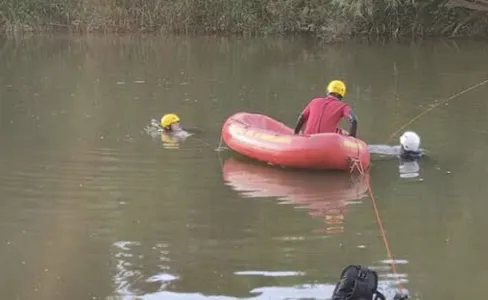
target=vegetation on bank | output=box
[1,0,488,41]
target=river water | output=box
[1,35,488,300]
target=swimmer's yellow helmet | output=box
[161,113,180,128]
[326,80,347,98]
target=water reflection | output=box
[222,158,369,234]
[110,237,338,300]
[111,241,179,299]
[141,283,334,300]
[371,155,426,181]
[108,156,407,300]
[398,160,421,179]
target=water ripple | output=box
[140,283,334,300]
[234,270,306,277]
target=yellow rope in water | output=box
[367,77,488,298]
[385,78,488,143]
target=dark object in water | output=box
[393,292,409,300]
[331,265,386,300]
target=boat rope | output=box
[349,147,407,299]
[367,176,407,298]
[193,137,214,148]
[385,78,488,143]
[350,77,488,299]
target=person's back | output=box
[294,80,358,137]
[301,97,352,135]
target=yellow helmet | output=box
[161,113,180,128]
[326,80,347,98]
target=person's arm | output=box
[343,106,358,137]
[294,114,306,134]
[294,104,310,134]
[349,116,358,137]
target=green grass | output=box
[1,0,487,41]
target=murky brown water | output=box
[1,35,488,300]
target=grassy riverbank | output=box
[1,0,488,41]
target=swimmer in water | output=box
[368,131,424,179]
[146,113,191,148]
[368,131,423,160]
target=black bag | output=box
[331,265,386,300]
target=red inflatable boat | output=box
[221,112,370,171]
[222,158,370,234]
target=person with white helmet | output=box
[399,131,422,159]
[368,131,424,179]
[368,131,424,160]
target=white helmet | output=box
[400,131,420,152]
